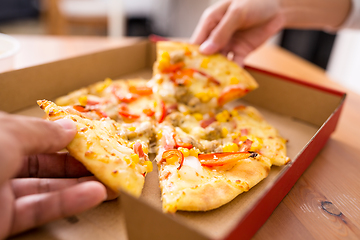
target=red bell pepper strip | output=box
[173,135,193,149]
[199,152,255,167]
[118,110,140,120]
[157,100,166,123]
[129,86,153,96]
[73,105,88,112]
[161,149,184,170]
[192,69,221,85]
[143,108,155,117]
[161,62,185,74]
[95,110,108,119]
[218,85,249,106]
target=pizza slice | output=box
[38,100,153,197]
[149,41,258,113]
[154,103,289,212]
[155,122,271,213]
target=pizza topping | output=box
[134,141,146,159]
[200,117,216,128]
[183,156,202,171]
[169,69,194,86]
[161,149,184,170]
[94,78,112,92]
[205,122,222,140]
[129,85,153,96]
[143,108,155,117]
[241,128,249,136]
[239,139,253,152]
[218,85,249,106]
[161,62,185,74]
[144,160,153,173]
[192,69,221,85]
[199,152,252,167]
[215,110,231,122]
[157,100,167,123]
[223,142,239,152]
[73,105,87,112]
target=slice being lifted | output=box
[38,100,153,197]
[150,41,258,113]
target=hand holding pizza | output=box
[191,0,351,65]
[0,113,116,238]
[191,0,284,65]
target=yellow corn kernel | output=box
[131,154,140,164]
[189,148,200,157]
[230,76,240,85]
[95,78,112,92]
[223,142,239,152]
[153,101,158,108]
[166,156,178,165]
[195,92,211,103]
[144,161,153,173]
[216,110,231,122]
[250,136,263,151]
[156,129,163,140]
[128,126,136,131]
[231,132,240,139]
[158,59,169,71]
[221,127,228,138]
[200,57,210,69]
[184,46,192,56]
[179,147,190,157]
[192,113,203,121]
[161,51,170,61]
[78,95,87,106]
[124,156,131,164]
[239,136,248,142]
[230,110,238,117]
[129,142,135,148]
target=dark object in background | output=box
[0,0,39,22]
[280,29,337,70]
[126,17,154,37]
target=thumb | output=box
[2,114,77,155]
[21,118,77,155]
[0,113,76,183]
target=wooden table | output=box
[10,35,360,239]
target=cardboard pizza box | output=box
[0,39,345,240]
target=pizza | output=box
[149,41,258,113]
[38,100,153,197]
[154,104,288,212]
[38,41,289,213]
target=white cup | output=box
[0,34,21,73]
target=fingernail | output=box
[55,119,76,131]
[200,40,218,54]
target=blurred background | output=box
[0,0,359,94]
